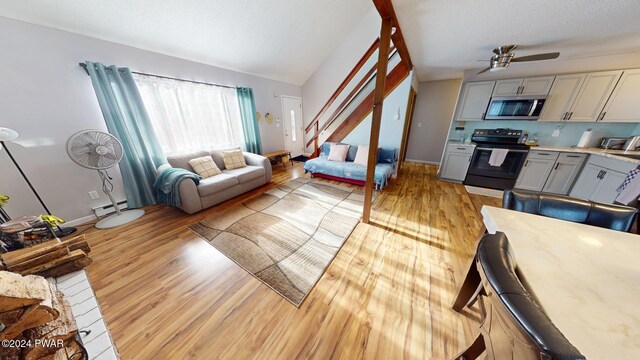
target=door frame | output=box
[280,95,305,156]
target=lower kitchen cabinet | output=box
[439,143,475,182]
[514,151,559,191]
[541,153,588,195]
[569,155,637,204]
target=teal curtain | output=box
[236,87,262,154]
[85,61,165,208]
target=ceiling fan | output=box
[477,45,560,74]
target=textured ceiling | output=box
[394,0,640,81]
[0,0,372,85]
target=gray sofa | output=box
[157,148,272,214]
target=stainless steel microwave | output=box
[484,96,547,120]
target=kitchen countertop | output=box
[530,145,640,164]
[481,206,640,360]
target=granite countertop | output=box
[533,145,640,164]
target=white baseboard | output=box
[65,214,98,227]
[405,159,440,165]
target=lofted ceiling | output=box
[0,0,372,85]
[393,0,640,81]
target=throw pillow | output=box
[353,145,369,166]
[222,149,247,170]
[188,156,222,178]
[327,144,350,162]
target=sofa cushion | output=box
[353,145,369,166]
[328,144,350,162]
[222,165,265,183]
[222,149,247,170]
[197,173,239,197]
[167,150,209,171]
[210,147,242,170]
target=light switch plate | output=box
[88,191,100,200]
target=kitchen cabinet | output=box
[439,143,475,181]
[601,69,640,122]
[538,74,587,121]
[566,70,622,122]
[454,81,495,121]
[541,153,587,195]
[492,76,554,96]
[514,151,559,191]
[569,155,636,204]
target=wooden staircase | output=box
[305,39,410,157]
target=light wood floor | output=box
[78,162,499,359]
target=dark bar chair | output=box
[503,189,638,232]
[454,232,585,360]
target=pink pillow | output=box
[353,145,369,166]
[327,144,350,162]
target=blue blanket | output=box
[154,168,202,206]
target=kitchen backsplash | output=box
[449,120,640,147]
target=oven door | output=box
[466,147,529,180]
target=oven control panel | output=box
[473,128,522,137]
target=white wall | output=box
[342,76,412,149]
[301,7,380,154]
[0,16,301,223]
[405,79,462,163]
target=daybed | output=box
[303,142,397,190]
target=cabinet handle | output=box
[598,112,606,121]
[524,160,529,167]
[562,112,568,120]
[568,112,573,120]
[457,147,467,150]
[468,156,472,162]
[537,152,551,156]
[481,112,486,119]
[554,162,560,170]
[566,155,582,158]
[601,170,607,179]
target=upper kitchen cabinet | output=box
[492,76,554,96]
[454,81,495,121]
[565,70,622,122]
[600,69,640,122]
[538,74,587,121]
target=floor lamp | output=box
[0,127,76,237]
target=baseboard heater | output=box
[93,200,128,217]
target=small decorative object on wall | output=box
[256,111,262,123]
[265,112,274,125]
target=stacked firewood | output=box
[0,271,86,359]
[1,235,92,278]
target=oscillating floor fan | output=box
[66,130,145,229]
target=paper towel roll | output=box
[577,129,592,148]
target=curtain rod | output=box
[78,62,236,89]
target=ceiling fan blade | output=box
[477,67,491,75]
[512,52,560,62]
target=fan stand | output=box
[95,170,144,229]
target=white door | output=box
[492,78,524,96]
[566,70,622,122]
[455,81,495,121]
[538,74,586,121]
[281,96,304,157]
[601,69,640,122]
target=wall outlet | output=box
[88,191,100,200]
[417,122,422,128]
[552,128,561,137]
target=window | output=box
[290,110,297,141]
[134,74,244,154]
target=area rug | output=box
[188,178,364,306]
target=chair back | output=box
[477,232,585,360]
[503,189,637,232]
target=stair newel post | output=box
[362,17,393,224]
[314,122,319,157]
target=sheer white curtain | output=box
[134,74,244,154]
